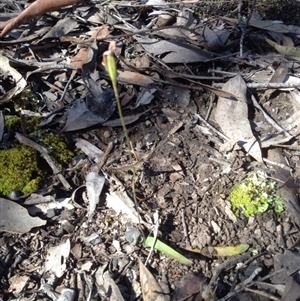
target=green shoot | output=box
[103,42,140,224]
[144,236,192,265]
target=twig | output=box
[239,0,257,57]
[181,209,190,247]
[209,253,251,288]
[194,113,229,141]
[263,158,293,173]
[96,141,113,174]
[217,268,285,301]
[145,210,159,266]
[213,82,300,89]
[251,94,293,139]
[243,288,280,301]
[15,133,71,191]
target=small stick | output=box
[0,0,86,38]
[181,209,190,247]
[15,133,71,191]
[251,94,293,139]
[194,113,229,141]
[213,82,300,89]
[96,141,113,174]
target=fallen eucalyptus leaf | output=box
[222,16,299,34]
[44,239,70,278]
[0,197,46,234]
[106,191,142,224]
[86,172,105,221]
[214,74,263,162]
[266,38,300,62]
[95,266,125,301]
[118,70,154,86]
[135,36,213,63]
[75,138,104,163]
[0,52,26,103]
[42,17,78,39]
[213,244,249,257]
[139,258,168,301]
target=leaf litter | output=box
[0,1,300,300]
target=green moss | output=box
[13,89,39,111]
[26,116,42,132]
[5,116,41,132]
[229,171,284,218]
[22,177,42,195]
[5,116,21,131]
[0,146,42,197]
[41,133,74,166]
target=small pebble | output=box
[103,130,111,139]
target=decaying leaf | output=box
[214,74,263,162]
[212,244,249,257]
[266,38,300,62]
[268,31,294,47]
[203,26,231,51]
[135,36,213,63]
[86,172,105,221]
[106,191,142,225]
[42,17,78,40]
[8,275,30,296]
[117,70,154,86]
[0,197,46,234]
[44,239,71,278]
[0,52,26,103]
[75,138,104,162]
[139,258,168,301]
[222,16,300,34]
[135,88,157,107]
[57,289,76,301]
[174,273,205,301]
[95,265,125,301]
[60,75,115,132]
[267,149,300,226]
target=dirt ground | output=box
[0,1,300,301]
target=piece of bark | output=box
[0,0,87,38]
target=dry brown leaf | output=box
[117,70,154,86]
[214,74,263,162]
[139,258,168,301]
[174,273,205,301]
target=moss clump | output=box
[5,116,21,131]
[229,171,284,218]
[5,116,41,132]
[13,89,40,111]
[0,146,42,197]
[41,133,74,166]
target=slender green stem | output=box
[106,52,140,225]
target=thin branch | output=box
[15,133,71,191]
